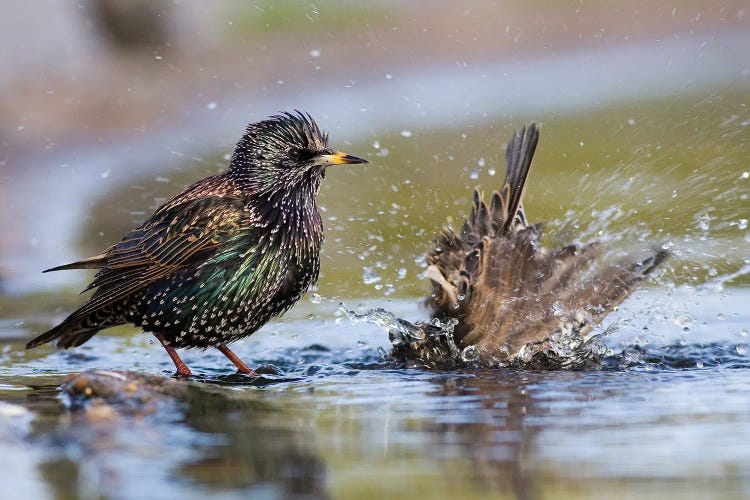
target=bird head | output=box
[229,111,367,197]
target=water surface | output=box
[1,288,750,498]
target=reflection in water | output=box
[0,285,749,499]
[22,375,327,499]
[177,386,326,497]
[428,372,540,499]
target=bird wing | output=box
[65,195,252,322]
[424,123,668,362]
[425,122,604,348]
[426,124,540,326]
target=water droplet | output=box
[673,313,692,329]
[362,267,382,285]
[206,101,217,110]
[309,49,321,57]
[100,169,111,179]
[308,293,321,304]
[397,268,407,279]
[460,345,479,362]
[627,118,635,125]
[738,218,748,230]
[697,215,710,231]
[376,148,389,157]
[477,157,485,167]
[739,329,749,338]
[552,301,564,317]
[740,171,749,180]
[671,189,678,199]
[385,73,393,79]
[488,167,496,176]
[372,140,380,149]
[400,130,412,138]
[470,169,479,180]
[736,344,747,355]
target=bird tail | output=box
[26,308,124,349]
[43,253,108,273]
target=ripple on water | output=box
[0,290,749,497]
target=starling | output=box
[26,112,368,376]
[418,123,668,367]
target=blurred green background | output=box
[1,0,748,303]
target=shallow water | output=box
[1,288,749,498]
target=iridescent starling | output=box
[27,112,367,376]
[412,123,668,367]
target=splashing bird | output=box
[393,123,668,368]
[26,112,368,376]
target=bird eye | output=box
[288,148,302,161]
[288,148,313,162]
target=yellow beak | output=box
[316,151,369,166]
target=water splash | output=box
[340,306,609,370]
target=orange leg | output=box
[154,333,193,377]
[217,344,257,376]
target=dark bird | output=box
[26,112,368,376]
[392,123,667,368]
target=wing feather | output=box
[63,196,250,324]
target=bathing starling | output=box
[26,111,368,376]
[418,123,668,367]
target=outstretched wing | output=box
[425,123,668,360]
[426,123,540,325]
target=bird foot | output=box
[153,333,193,377]
[217,344,257,376]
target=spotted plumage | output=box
[26,112,368,376]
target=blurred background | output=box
[1,0,748,306]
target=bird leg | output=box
[217,344,257,376]
[153,332,193,377]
